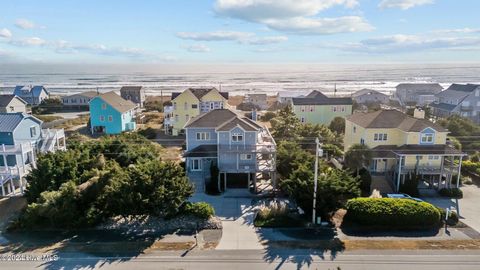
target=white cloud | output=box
[11,37,46,46]
[330,34,480,53]
[0,28,12,38]
[433,28,480,34]
[183,44,211,53]
[15,19,38,29]
[246,36,288,45]
[213,0,371,35]
[176,31,254,41]
[263,16,373,35]
[379,0,434,10]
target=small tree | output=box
[270,105,301,141]
[329,117,345,134]
[344,144,372,175]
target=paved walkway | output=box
[190,192,264,250]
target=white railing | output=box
[0,164,32,179]
[40,128,66,153]
[0,142,33,155]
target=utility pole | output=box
[312,137,320,224]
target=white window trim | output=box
[240,154,253,160]
[101,103,107,110]
[421,133,434,143]
[196,132,210,141]
[108,115,113,122]
[100,115,105,122]
[232,133,244,142]
[191,159,202,171]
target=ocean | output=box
[0,63,479,97]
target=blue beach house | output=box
[89,91,137,135]
[13,85,50,105]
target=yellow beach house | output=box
[164,87,229,135]
[344,109,465,191]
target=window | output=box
[174,115,179,122]
[300,106,305,112]
[210,103,214,110]
[196,132,210,141]
[309,106,314,112]
[30,126,36,137]
[332,106,337,112]
[353,126,356,133]
[360,138,365,145]
[421,133,434,143]
[476,90,480,97]
[173,102,177,110]
[101,103,107,110]
[108,115,113,122]
[341,106,346,112]
[301,116,306,123]
[184,102,188,110]
[100,115,105,122]
[240,154,252,160]
[428,155,440,160]
[9,106,14,112]
[374,133,388,141]
[191,159,202,171]
[192,104,198,109]
[477,101,480,107]
[232,133,243,142]
[220,102,224,109]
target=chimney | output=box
[413,107,425,119]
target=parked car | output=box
[387,193,424,203]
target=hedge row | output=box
[345,198,441,228]
[439,188,463,199]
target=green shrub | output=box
[261,112,276,122]
[345,198,441,228]
[183,202,215,219]
[357,168,372,197]
[138,127,157,139]
[399,173,420,197]
[437,207,459,226]
[438,188,463,198]
[254,200,304,227]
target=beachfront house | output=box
[351,89,390,105]
[245,94,268,110]
[344,109,465,192]
[120,86,145,108]
[164,87,228,136]
[291,90,353,125]
[0,95,27,113]
[184,109,276,193]
[0,113,66,196]
[61,91,99,109]
[276,91,309,104]
[89,91,137,135]
[13,85,50,105]
[395,83,443,107]
[430,84,480,123]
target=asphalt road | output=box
[1,250,480,270]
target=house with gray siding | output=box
[120,86,145,108]
[245,94,268,110]
[13,85,50,105]
[0,95,27,113]
[62,91,98,108]
[430,84,480,123]
[0,113,66,196]
[395,83,443,107]
[351,89,390,104]
[184,109,276,193]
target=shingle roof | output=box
[184,145,218,157]
[435,90,470,100]
[396,83,443,92]
[0,113,42,132]
[65,91,99,99]
[292,90,353,105]
[185,109,261,131]
[120,86,143,93]
[0,95,27,107]
[351,89,388,98]
[446,84,480,92]
[346,110,447,132]
[429,102,457,112]
[172,88,229,101]
[95,91,136,113]
[13,85,49,97]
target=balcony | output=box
[218,143,275,153]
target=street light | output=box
[312,137,323,224]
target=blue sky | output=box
[0,0,479,64]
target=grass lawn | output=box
[34,114,63,122]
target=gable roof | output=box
[185,109,261,131]
[346,110,447,132]
[14,85,49,97]
[0,95,27,107]
[0,113,42,132]
[429,102,457,112]
[396,83,443,92]
[64,91,99,99]
[446,83,480,92]
[292,90,353,105]
[94,91,136,113]
[171,88,229,101]
[352,89,388,98]
[120,86,143,93]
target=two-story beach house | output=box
[245,94,268,110]
[395,83,443,107]
[430,84,480,123]
[62,91,98,109]
[164,87,229,136]
[184,109,276,193]
[0,113,66,196]
[13,85,49,105]
[89,91,137,135]
[291,90,353,125]
[344,109,465,191]
[0,95,27,113]
[120,86,146,108]
[351,89,390,105]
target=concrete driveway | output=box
[424,185,480,233]
[190,192,264,250]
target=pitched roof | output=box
[396,83,443,92]
[352,89,388,98]
[429,102,457,112]
[172,88,229,101]
[0,113,42,132]
[185,109,261,131]
[13,85,49,97]
[0,95,27,107]
[64,91,99,98]
[292,90,353,105]
[120,86,143,93]
[95,91,136,113]
[446,83,480,92]
[346,110,447,132]
[184,145,218,157]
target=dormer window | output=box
[101,103,107,110]
[421,133,434,143]
[232,133,243,142]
